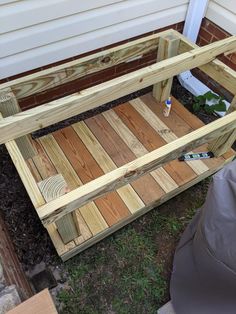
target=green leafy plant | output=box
[193,91,226,114]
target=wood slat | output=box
[54,126,130,226]
[114,102,197,185]
[103,109,178,192]
[1,35,236,144]
[73,121,144,213]
[40,133,107,236]
[133,96,209,175]
[36,109,236,225]
[85,114,165,204]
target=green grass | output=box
[57,180,209,314]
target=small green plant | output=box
[193,91,226,114]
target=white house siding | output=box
[0,0,189,79]
[206,0,236,35]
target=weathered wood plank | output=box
[103,109,177,192]
[73,121,144,213]
[85,114,165,204]
[37,110,236,225]
[153,34,180,101]
[54,126,130,226]
[1,35,236,144]
[0,88,36,159]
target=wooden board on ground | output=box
[7,289,58,314]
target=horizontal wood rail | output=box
[0,35,236,145]
[36,110,236,226]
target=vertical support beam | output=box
[38,174,80,244]
[0,88,36,160]
[209,96,236,156]
[153,34,180,102]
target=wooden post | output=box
[208,96,236,156]
[153,34,180,102]
[0,88,36,160]
[38,174,80,244]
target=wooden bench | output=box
[0,30,236,261]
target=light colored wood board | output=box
[169,95,235,167]
[26,159,42,182]
[36,109,236,225]
[1,30,172,99]
[61,158,232,261]
[103,109,178,192]
[153,34,180,101]
[177,30,236,95]
[85,114,165,204]
[114,102,197,185]
[32,139,58,180]
[39,134,92,239]
[73,121,144,213]
[0,88,36,159]
[38,174,78,244]
[208,96,236,156]
[1,35,236,144]
[3,138,45,208]
[40,132,106,235]
[53,126,130,226]
[46,224,76,257]
[37,174,69,203]
[74,211,92,244]
[134,95,209,175]
[7,289,58,314]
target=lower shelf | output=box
[26,93,235,261]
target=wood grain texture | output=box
[153,34,180,101]
[114,102,198,185]
[40,133,107,236]
[134,95,209,175]
[0,88,36,159]
[54,126,130,226]
[103,109,178,192]
[37,109,236,225]
[85,114,165,204]
[61,155,234,261]
[7,289,58,314]
[73,121,144,213]
[1,35,236,144]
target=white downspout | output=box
[178,0,229,115]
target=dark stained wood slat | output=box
[114,103,197,186]
[85,114,165,204]
[53,126,130,226]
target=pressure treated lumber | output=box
[61,155,234,261]
[38,174,79,244]
[153,34,180,101]
[36,110,236,225]
[0,30,171,100]
[0,114,45,209]
[0,88,36,159]
[1,35,236,144]
[177,31,236,95]
[209,96,236,156]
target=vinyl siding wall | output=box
[0,0,189,79]
[206,0,236,35]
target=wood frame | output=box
[1,29,236,259]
